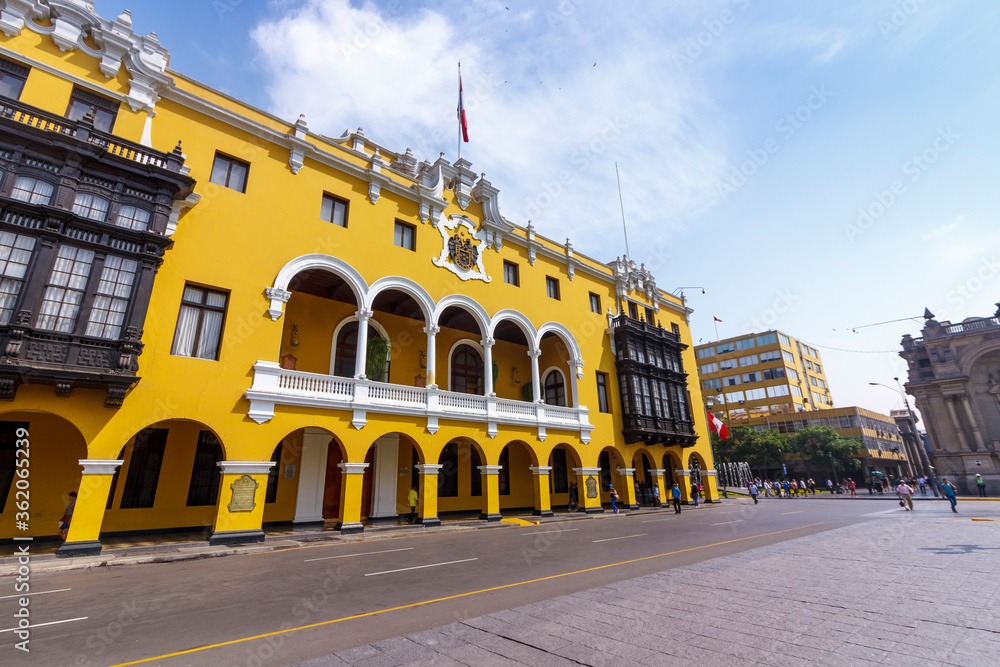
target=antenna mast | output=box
[615,162,631,258]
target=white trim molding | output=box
[79,459,124,475]
[528,466,553,476]
[477,465,503,476]
[217,460,276,475]
[415,463,444,476]
[337,462,370,475]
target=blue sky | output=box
[111,0,1000,416]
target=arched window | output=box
[544,370,566,406]
[334,322,389,380]
[450,344,482,395]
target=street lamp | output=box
[869,378,939,497]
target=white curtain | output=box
[171,305,199,356]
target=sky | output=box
[107,0,1000,417]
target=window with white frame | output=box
[725,390,744,403]
[767,385,790,398]
[0,231,35,324]
[115,205,150,231]
[791,385,803,397]
[722,374,741,386]
[759,349,781,363]
[738,354,759,367]
[85,255,138,338]
[171,285,228,360]
[700,362,718,375]
[10,176,54,204]
[745,387,767,401]
[72,192,110,221]
[741,371,760,383]
[36,245,95,332]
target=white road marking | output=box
[592,534,646,543]
[0,617,87,634]
[522,528,578,535]
[711,520,743,525]
[641,518,676,523]
[365,558,478,577]
[0,588,71,601]
[863,509,903,516]
[781,511,804,515]
[304,547,413,563]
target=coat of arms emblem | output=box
[448,229,479,271]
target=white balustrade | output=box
[245,360,594,443]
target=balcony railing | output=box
[245,361,594,442]
[0,97,185,173]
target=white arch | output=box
[433,294,490,338]
[535,322,583,363]
[541,366,569,407]
[366,276,436,324]
[269,254,368,320]
[329,316,391,376]
[488,309,538,352]
[446,338,485,394]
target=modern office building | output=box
[900,307,1000,495]
[0,1,716,556]
[695,330,833,422]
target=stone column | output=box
[292,428,330,523]
[529,465,554,517]
[529,348,542,402]
[334,462,370,534]
[424,324,440,387]
[616,467,639,510]
[478,464,502,521]
[702,469,719,502]
[354,308,373,379]
[573,467,603,513]
[209,460,276,545]
[415,463,442,526]
[481,336,495,396]
[960,395,986,450]
[56,459,123,558]
[568,359,584,408]
[944,396,970,451]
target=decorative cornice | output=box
[528,466,553,475]
[79,458,123,475]
[218,460,276,475]
[477,465,503,475]
[337,462,370,475]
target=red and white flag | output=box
[707,410,729,440]
[457,70,469,143]
[713,316,722,322]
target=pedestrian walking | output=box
[609,484,620,514]
[941,478,958,513]
[406,485,419,524]
[749,481,758,505]
[896,480,914,511]
[568,481,579,512]
[652,484,661,507]
[57,491,77,540]
[807,478,816,495]
[690,480,699,507]
[918,476,927,495]
[790,479,798,497]
[671,483,682,513]
[976,473,987,498]
[827,478,834,494]
[848,479,857,498]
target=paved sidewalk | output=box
[301,516,1000,666]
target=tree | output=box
[788,426,862,479]
[711,426,788,478]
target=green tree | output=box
[710,426,788,478]
[788,425,862,479]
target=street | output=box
[3,497,995,666]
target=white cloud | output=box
[249,1,859,266]
[921,214,964,241]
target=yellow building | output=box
[695,330,833,422]
[0,2,715,556]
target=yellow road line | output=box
[109,521,827,667]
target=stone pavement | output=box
[300,515,1000,666]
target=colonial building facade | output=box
[901,307,1000,495]
[0,1,716,556]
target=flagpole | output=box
[615,162,631,259]
[457,62,462,162]
[713,317,719,342]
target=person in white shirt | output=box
[827,479,834,494]
[897,481,914,511]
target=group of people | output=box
[866,475,929,496]
[754,478,819,498]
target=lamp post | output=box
[869,379,938,497]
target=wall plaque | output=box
[585,475,598,499]
[228,474,259,512]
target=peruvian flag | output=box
[707,410,729,440]
[713,316,722,322]
[457,70,469,143]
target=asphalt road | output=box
[2,496,984,667]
